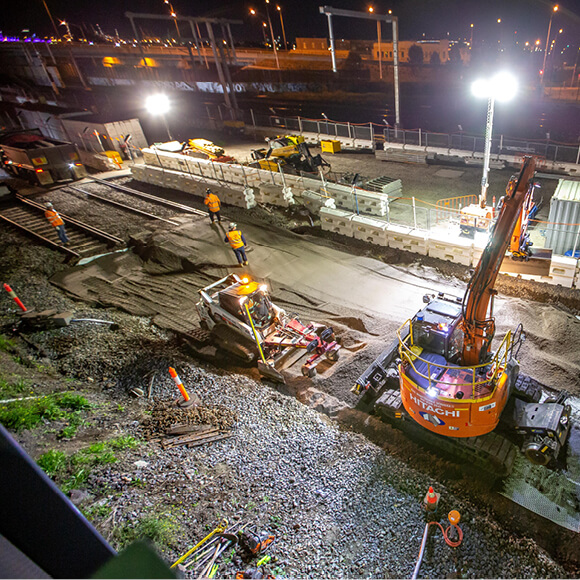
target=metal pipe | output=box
[392,17,400,128]
[411,523,430,580]
[326,13,337,73]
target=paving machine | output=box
[196,274,340,382]
[250,135,330,174]
[353,157,571,476]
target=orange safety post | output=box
[168,367,190,402]
[3,283,27,312]
[424,486,440,512]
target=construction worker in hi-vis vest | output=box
[44,202,69,245]
[204,189,222,223]
[224,222,248,266]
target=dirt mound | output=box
[329,316,374,334]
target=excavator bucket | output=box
[500,248,553,277]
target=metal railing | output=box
[397,319,513,400]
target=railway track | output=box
[0,195,123,260]
[87,177,206,216]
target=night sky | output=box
[2,0,580,49]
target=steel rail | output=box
[17,195,124,245]
[0,213,80,259]
[66,185,179,225]
[89,177,206,216]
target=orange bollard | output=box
[424,486,440,512]
[3,283,27,312]
[168,367,190,402]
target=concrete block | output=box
[386,224,428,254]
[320,207,355,236]
[352,215,388,246]
[547,255,578,288]
[302,190,336,215]
[130,165,147,182]
[428,232,473,266]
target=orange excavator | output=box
[354,157,571,475]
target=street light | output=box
[541,5,558,85]
[145,94,173,141]
[59,20,73,42]
[250,6,280,69]
[163,0,181,39]
[471,72,518,204]
[264,0,280,69]
[368,6,383,80]
[276,5,288,50]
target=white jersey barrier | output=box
[319,208,578,288]
[134,150,578,288]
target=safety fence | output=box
[204,104,580,166]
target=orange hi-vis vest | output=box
[227,230,244,249]
[45,209,64,227]
[205,193,220,212]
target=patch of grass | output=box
[108,435,140,450]
[82,503,112,522]
[0,376,30,399]
[112,514,179,550]
[0,334,16,353]
[37,449,67,477]
[36,435,139,495]
[0,393,90,432]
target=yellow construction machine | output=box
[250,135,330,174]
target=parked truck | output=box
[0,129,87,186]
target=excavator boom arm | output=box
[461,156,537,365]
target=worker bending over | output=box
[225,222,248,266]
[204,188,222,224]
[44,202,69,245]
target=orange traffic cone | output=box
[424,486,440,511]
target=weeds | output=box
[36,449,67,477]
[112,514,179,550]
[0,376,30,399]
[0,334,16,353]
[36,435,138,494]
[0,393,90,432]
[108,435,140,450]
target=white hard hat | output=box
[45,202,53,208]
[229,222,237,231]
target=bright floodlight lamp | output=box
[471,72,518,204]
[145,94,170,116]
[145,94,172,141]
[470,72,518,101]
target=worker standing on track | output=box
[44,202,69,245]
[224,222,248,266]
[204,188,222,224]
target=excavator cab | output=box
[217,279,275,330]
[411,295,464,364]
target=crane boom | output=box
[461,156,536,365]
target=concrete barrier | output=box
[258,183,294,207]
[428,231,473,266]
[320,207,355,236]
[352,215,388,246]
[302,190,336,215]
[387,224,428,254]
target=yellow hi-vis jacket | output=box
[204,193,221,212]
[45,209,64,227]
[226,230,244,249]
